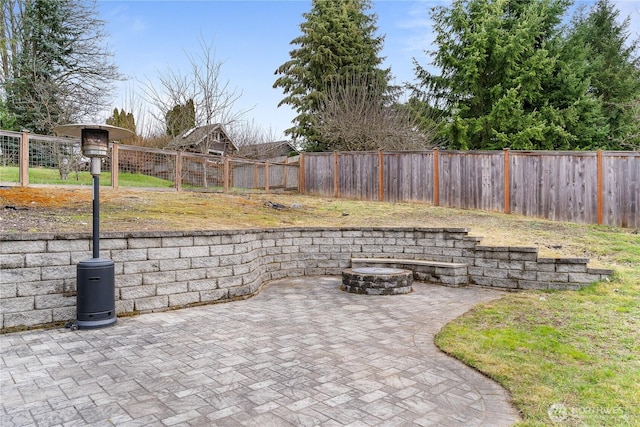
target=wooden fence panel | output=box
[438,151,504,211]
[303,153,335,196]
[603,152,639,228]
[383,152,434,202]
[510,152,598,224]
[266,163,299,190]
[338,152,379,200]
[510,152,543,219]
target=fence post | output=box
[283,157,289,189]
[299,153,305,194]
[433,148,439,206]
[298,152,304,194]
[378,149,384,201]
[334,151,339,198]
[253,163,258,190]
[111,143,119,189]
[265,162,270,194]
[597,150,603,225]
[224,157,229,193]
[20,131,29,186]
[175,151,182,192]
[504,148,510,214]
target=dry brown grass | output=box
[0,186,632,267]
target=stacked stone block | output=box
[468,246,612,290]
[351,258,468,287]
[1,227,614,330]
[341,267,414,295]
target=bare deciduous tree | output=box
[228,119,280,148]
[141,36,247,150]
[315,74,437,152]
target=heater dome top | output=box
[53,124,135,141]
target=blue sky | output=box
[96,0,640,139]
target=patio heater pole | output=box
[54,124,134,330]
[91,158,100,259]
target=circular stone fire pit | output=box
[341,267,413,295]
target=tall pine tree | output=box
[413,0,608,150]
[273,0,390,151]
[165,99,196,137]
[568,0,640,149]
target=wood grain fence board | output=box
[509,152,598,224]
[337,153,357,199]
[410,152,434,202]
[398,152,434,202]
[437,151,503,211]
[326,152,378,199]
[603,153,640,228]
[383,154,398,202]
[361,153,380,199]
[438,152,456,207]
[304,153,334,197]
[384,153,400,202]
[570,154,597,224]
[509,153,534,217]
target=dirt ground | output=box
[0,185,626,266]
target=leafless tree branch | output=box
[141,35,248,144]
[315,74,437,152]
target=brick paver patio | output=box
[1,277,520,426]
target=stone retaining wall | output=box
[0,228,613,330]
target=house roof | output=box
[167,124,238,153]
[236,140,298,160]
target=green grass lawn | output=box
[436,227,640,426]
[0,166,175,188]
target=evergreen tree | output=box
[0,98,17,131]
[273,0,390,151]
[5,0,72,134]
[568,0,640,149]
[106,108,136,133]
[2,0,121,134]
[413,0,608,150]
[165,99,195,137]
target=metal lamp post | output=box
[54,124,134,329]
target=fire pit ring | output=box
[341,267,413,295]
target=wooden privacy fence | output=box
[0,130,299,193]
[300,149,639,229]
